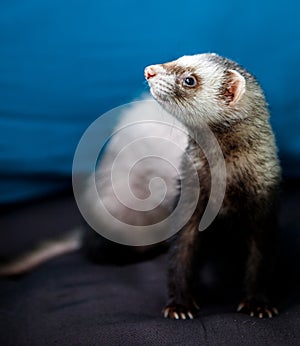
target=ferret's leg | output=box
[163,215,201,319]
[238,212,279,318]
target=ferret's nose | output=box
[144,65,157,79]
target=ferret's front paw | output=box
[237,297,279,318]
[163,301,199,320]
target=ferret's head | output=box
[145,53,265,129]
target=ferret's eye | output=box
[183,76,197,87]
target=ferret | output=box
[145,53,281,319]
[0,53,281,321]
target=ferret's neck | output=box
[185,116,269,158]
[184,117,244,139]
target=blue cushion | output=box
[0,1,299,202]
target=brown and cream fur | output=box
[145,53,281,319]
[0,53,281,321]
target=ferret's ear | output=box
[226,69,246,106]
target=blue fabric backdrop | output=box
[0,0,299,202]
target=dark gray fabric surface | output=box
[0,185,299,346]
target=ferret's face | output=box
[145,54,247,128]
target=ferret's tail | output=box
[0,228,83,277]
